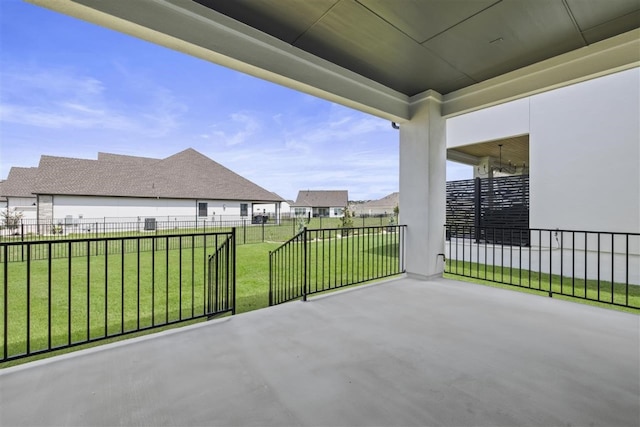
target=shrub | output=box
[1,208,23,230]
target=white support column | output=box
[399,91,447,279]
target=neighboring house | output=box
[254,193,291,218]
[1,148,283,224]
[355,192,398,217]
[0,181,6,211]
[0,167,39,220]
[292,190,348,218]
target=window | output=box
[313,207,329,217]
[334,208,342,216]
[240,203,248,217]
[294,207,306,216]
[198,202,208,217]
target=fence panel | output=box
[0,230,234,363]
[269,225,406,306]
[444,225,640,309]
[447,176,529,244]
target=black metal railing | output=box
[1,216,398,254]
[0,230,236,363]
[207,229,236,317]
[269,225,406,305]
[445,225,640,309]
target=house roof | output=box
[32,148,283,202]
[1,167,39,198]
[293,190,348,208]
[359,192,399,210]
[0,181,6,202]
[97,152,159,166]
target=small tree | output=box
[388,204,399,230]
[339,206,353,236]
[1,208,23,230]
[296,215,308,234]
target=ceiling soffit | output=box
[448,135,529,167]
[194,0,640,97]
[27,0,639,120]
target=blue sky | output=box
[0,0,471,201]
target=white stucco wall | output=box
[529,68,640,233]
[329,207,345,218]
[7,196,37,220]
[447,98,530,149]
[50,196,255,222]
[446,67,640,235]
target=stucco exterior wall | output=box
[447,67,640,235]
[8,196,38,220]
[529,68,639,233]
[50,196,255,222]
[447,98,530,149]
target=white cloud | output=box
[0,63,187,137]
[205,111,262,146]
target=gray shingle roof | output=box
[293,190,348,207]
[97,152,159,166]
[360,192,398,209]
[32,148,282,202]
[1,167,39,198]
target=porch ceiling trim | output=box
[442,29,640,118]
[28,1,639,122]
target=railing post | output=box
[268,250,273,306]
[303,227,307,302]
[474,177,481,243]
[231,227,236,315]
[21,222,25,262]
[243,219,247,244]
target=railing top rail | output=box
[306,224,407,233]
[0,229,235,247]
[269,229,305,255]
[444,224,639,236]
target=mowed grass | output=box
[445,260,640,312]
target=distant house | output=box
[1,148,284,223]
[292,190,348,218]
[253,193,291,217]
[355,192,398,217]
[0,167,39,220]
[0,181,7,211]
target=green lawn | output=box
[445,260,640,312]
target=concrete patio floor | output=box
[1,276,638,426]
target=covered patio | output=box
[4,2,638,425]
[27,0,640,279]
[1,277,638,426]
